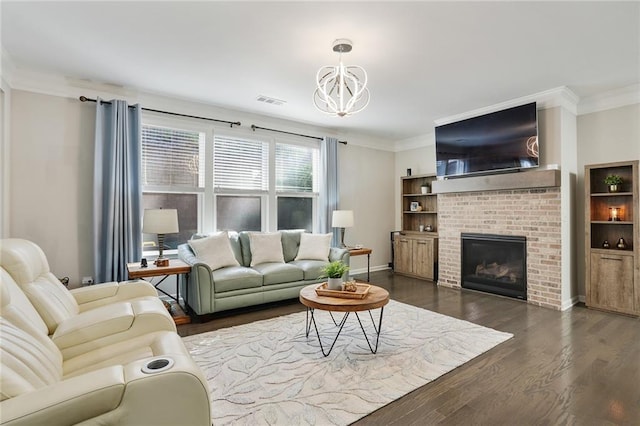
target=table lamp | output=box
[332,210,354,248]
[142,209,179,267]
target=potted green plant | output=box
[604,174,623,193]
[321,261,350,290]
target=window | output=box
[277,196,312,231]
[140,116,320,251]
[275,143,318,192]
[141,124,205,255]
[216,195,262,231]
[214,136,268,191]
[142,125,204,189]
[275,143,319,231]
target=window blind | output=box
[275,143,319,192]
[214,136,269,191]
[141,125,204,188]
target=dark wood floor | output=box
[178,271,640,425]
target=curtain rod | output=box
[250,124,347,145]
[79,96,241,128]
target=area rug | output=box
[183,300,512,425]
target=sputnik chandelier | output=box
[313,39,370,117]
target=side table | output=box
[127,260,191,325]
[348,247,372,282]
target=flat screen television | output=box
[435,102,538,178]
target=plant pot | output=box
[421,186,430,194]
[608,184,620,193]
[327,277,343,290]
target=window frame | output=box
[140,112,320,248]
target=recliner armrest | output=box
[1,356,211,426]
[52,298,176,358]
[0,366,126,426]
[51,303,135,350]
[71,280,158,312]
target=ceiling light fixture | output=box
[313,39,370,117]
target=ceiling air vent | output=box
[256,95,286,106]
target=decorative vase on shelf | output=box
[617,238,627,250]
[421,185,430,194]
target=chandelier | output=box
[313,39,370,117]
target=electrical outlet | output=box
[81,276,94,285]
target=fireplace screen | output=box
[461,233,527,300]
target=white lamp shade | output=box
[332,210,354,228]
[142,209,179,234]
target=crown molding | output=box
[577,84,640,115]
[434,86,579,127]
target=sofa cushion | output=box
[295,233,332,261]
[188,232,239,271]
[212,266,263,293]
[288,260,328,281]
[280,230,304,262]
[248,232,285,266]
[252,263,304,285]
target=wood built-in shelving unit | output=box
[394,174,438,281]
[401,174,438,234]
[585,160,639,316]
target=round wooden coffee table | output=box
[299,283,390,356]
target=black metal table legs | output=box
[305,307,385,357]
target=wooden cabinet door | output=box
[394,237,413,275]
[589,252,635,314]
[413,238,434,280]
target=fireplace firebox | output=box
[461,233,527,300]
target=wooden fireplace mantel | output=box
[432,169,561,194]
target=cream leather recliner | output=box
[0,239,176,358]
[0,268,211,425]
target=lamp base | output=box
[155,258,169,267]
[339,227,347,248]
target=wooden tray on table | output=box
[315,282,371,299]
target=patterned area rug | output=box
[183,300,512,425]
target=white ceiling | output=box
[1,1,638,142]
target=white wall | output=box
[576,103,640,297]
[7,89,396,287]
[10,91,96,284]
[339,143,395,273]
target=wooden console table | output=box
[348,247,372,282]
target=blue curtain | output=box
[319,137,340,247]
[93,98,142,283]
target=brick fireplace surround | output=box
[437,187,562,310]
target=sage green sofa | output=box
[177,230,350,316]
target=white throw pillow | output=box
[295,233,332,261]
[188,231,239,271]
[249,232,285,266]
